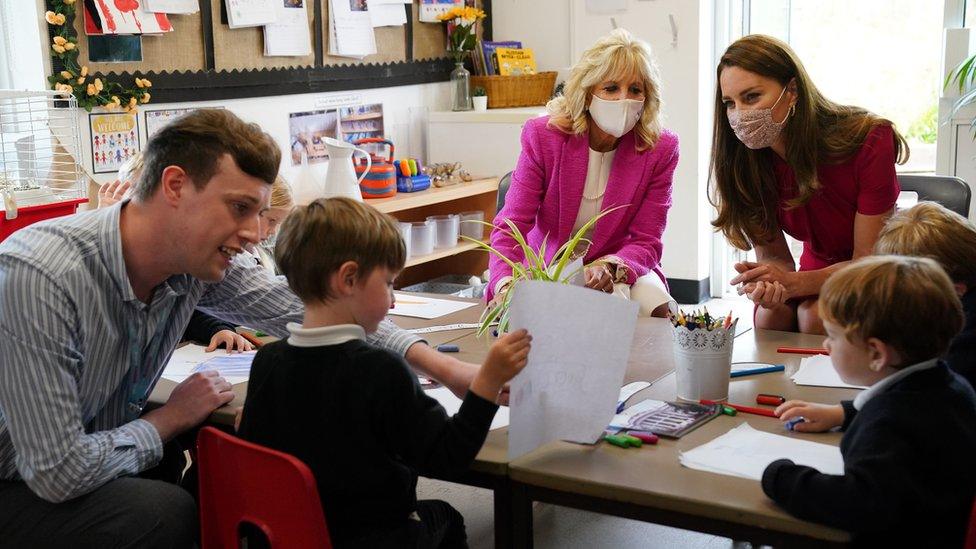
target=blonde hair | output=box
[875,201,976,287]
[547,28,663,151]
[820,256,963,366]
[269,174,294,210]
[710,35,909,250]
[274,197,405,303]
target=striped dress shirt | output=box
[0,203,420,502]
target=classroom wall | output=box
[492,0,718,294]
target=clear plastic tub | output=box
[410,220,435,257]
[398,221,412,258]
[458,210,485,240]
[427,214,460,249]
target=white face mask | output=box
[588,95,644,138]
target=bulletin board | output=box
[49,0,493,103]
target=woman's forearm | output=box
[791,261,848,297]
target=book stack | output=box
[472,40,536,76]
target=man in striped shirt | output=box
[0,110,480,548]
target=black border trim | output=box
[666,277,710,305]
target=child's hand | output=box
[470,329,531,402]
[97,179,131,209]
[775,400,844,432]
[206,330,254,353]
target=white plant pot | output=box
[473,96,488,111]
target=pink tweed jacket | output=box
[487,115,678,300]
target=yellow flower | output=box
[60,70,73,80]
[128,97,137,108]
[86,83,96,96]
[54,83,73,95]
[135,78,144,88]
[142,78,152,87]
[94,78,103,92]
[105,101,118,111]
[53,36,67,46]
[52,44,66,54]
[77,76,85,84]
[45,11,63,25]
[140,92,151,104]
[64,0,76,5]
[63,42,75,51]
[80,65,89,77]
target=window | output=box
[746,0,943,173]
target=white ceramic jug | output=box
[322,137,371,202]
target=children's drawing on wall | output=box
[348,0,367,11]
[418,0,463,22]
[338,103,384,144]
[289,109,339,165]
[89,111,140,174]
[83,0,173,35]
[144,107,224,141]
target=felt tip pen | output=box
[700,399,778,418]
[239,331,263,348]
[627,431,659,444]
[730,365,785,378]
[777,346,829,355]
[756,394,786,406]
[785,416,807,431]
[436,344,459,353]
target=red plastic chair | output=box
[966,497,976,549]
[197,426,333,549]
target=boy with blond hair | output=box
[874,201,976,382]
[238,197,531,548]
[763,256,976,547]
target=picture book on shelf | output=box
[481,40,522,75]
[495,47,537,76]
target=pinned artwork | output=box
[89,111,140,174]
[84,0,174,35]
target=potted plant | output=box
[945,53,976,130]
[473,86,488,111]
[462,205,625,336]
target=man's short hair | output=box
[875,201,976,288]
[274,197,406,303]
[820,255,963,367]
[133,109,280,201]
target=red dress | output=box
[772,125,900,272]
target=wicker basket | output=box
[470,71,557,109]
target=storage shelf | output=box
[369,177,499,214]
[405,241,481,268]
[341,112,384,121]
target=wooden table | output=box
[505,327,856,548]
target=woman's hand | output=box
[584,263,614,293]
[775,401,845,433]
[206,330,254,353]
[97,179,132,209]
[745,280,788,309]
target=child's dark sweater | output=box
[762,361,976,547]
[947,289,976,388]
[237,331,497,543]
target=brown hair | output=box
[133,109,281,202]
[547,28,663,151]
[820,255,962,366]
[875,201,976,287]
[274,197,405,303]
[709,35,910,250]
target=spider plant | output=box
[945,53,976,133]
[461,205,626,336]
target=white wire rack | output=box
[0,89,86,219]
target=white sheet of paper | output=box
[426,387,509,430]
[389,293,478,319]
[144,0,200,13]
[329,0,377,58]
[161,344,254,384]
[407,322,488,334]
[792,354,867,390]
[369,3,407,27]
[618,381,650,405]
[264,1,312,56]
[679,423,845,480]
[226,0,278,28]
[507,280,638,459]
[608,398,668,429]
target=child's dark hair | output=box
[274,197,406,302]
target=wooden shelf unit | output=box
[365,177,498,288]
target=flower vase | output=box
[450,61,473,111]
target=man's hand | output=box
[142,371,235,441]
[206,329,254,353]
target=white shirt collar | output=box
[853,358,939,410]
[286,323,365,347]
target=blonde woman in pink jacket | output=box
[488,29,679,317]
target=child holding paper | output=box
[763,256,976,547]
[237,197,531,548]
